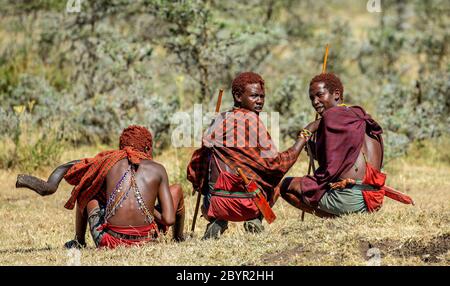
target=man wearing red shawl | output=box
[16,125,185,248]
[187,72,319,239]
[280,73,412,217]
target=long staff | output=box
[190,89,223,233]
[302,44,329,221]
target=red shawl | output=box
[64,146,152,210]
[301,105,383,207]
[187,107,299,204]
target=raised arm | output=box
[277,119,321,163]
[152,166,175,226]
[15,160,81,196]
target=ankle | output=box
[74,236,86,245]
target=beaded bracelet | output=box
[298,128,313,141]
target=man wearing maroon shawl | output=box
[187,72,319,239]
[16,125,185,248]
[281,73,394,217]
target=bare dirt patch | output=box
[360,233,450,263]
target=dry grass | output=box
[0,144,449,266]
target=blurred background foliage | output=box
[0,0,448,171]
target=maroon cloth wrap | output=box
[300,105,383,207]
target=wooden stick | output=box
[190,89,224,233]
[215,89,223,113]
[304,45,328,221]
[236,168,249,185]
[190,192,202,232]
[322,44,329,74]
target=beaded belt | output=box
[105,229,153,241]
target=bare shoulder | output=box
[109,158,129,173]
[138,160,168,177]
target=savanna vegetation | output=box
[0,0,448,265]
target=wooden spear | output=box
[190,89,223,233]
[303,44,329,221]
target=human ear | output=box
[333,90,341,102]
[234,94,242,105]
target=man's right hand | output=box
[64,239,86,249]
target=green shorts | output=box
[317,181,376,216]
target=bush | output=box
[0,111,64,171]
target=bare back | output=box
[104,159,168,226]
[341,133,383,180]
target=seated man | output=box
[187,72,317,239]
[16,125,185,248]
[281,73,412,217]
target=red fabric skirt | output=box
[97,222,159,249]
[207,171,259,222]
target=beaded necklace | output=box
[129,167,154,223]
[105,165,154,224]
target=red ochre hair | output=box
[119,125,153,154]
[231,72,265,100]
[309,73,344,99]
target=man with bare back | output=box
[16,125,185,248]
[280,73,388,217]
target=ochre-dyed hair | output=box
[309,73,344,99]
[119,125,153,154]
[231,72,265,101]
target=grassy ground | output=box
[0,143,449,266]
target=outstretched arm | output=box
[16,160,81,196]
[279,119,321,163]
